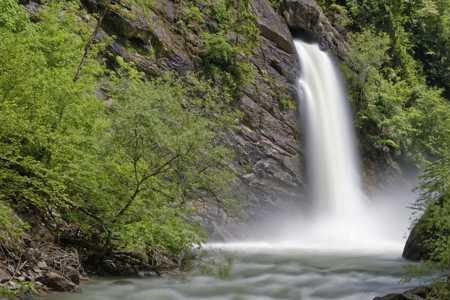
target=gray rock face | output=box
[81,0,304,235]
[279,0,347,58]
[252,0,295,54]
[219,0,304,229]
[102,2,193,74]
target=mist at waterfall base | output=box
[208,40,415,255]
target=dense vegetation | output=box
[1,0,449,298]
[0,0,259,282]
[318,0,450,296]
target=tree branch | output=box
[112,153,181,223]
[73,8,108,82]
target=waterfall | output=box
[292,39,405,252]
[295,40,364,218]
[206,39,410,254]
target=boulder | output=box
[402,210,437,261]
[402,221,430,261]
[37,272,77,292]
[64,266,81,285]
[373,286,431,300]
[0,268,10,283]
[279,0,347,58]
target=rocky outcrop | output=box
[402,220,431,261]
[228,0,303,225]
[0,236,82,293]
[79,0,304,234]
[80,0,351,238]
[23,0,349,240]
[279,0,347,58]
[252,0,295,54]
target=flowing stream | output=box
[46,40,417,300]
[46,250,419,300]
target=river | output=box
[46,245,421,300]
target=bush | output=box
[0,202,28,251]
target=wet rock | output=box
[373,286,431,300]
[64,266,81,285]
[137,270,158,278]
[403,222,430,261]
[37,261,47,269]
[17,291,38,300]
[279,0,347,58]
[99,251,152,276]
[37,272,77,292]
[111,279,134,286]
[0,268,10,283]
[108,41,161,76]
[402,210,436,261]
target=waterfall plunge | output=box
[293,40,404,252]
[296,40,364,218]
[206,40,411,254]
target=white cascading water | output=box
[296,40,364,218]
[292,39,404,252]
[206,39,411,254]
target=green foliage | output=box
[331,0,450,291]
[202,33,237,68]
[175,0,259,96]
[119,212,204,256]
[323,0,450,95]
[0,202,28,251]
[0,0,236,264]
[407,155,450,295]
[416,154,450,266]
[408,0,450,97]
[0,281,39,299]
[0,0,28,31]
[0,1,105,219]
[343,29,450,162]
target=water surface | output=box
[46,247,420,300]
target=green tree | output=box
[0,0,236,264]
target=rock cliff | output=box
[70,0,347,237]
[279,0,347,58]
[74,0,308,236]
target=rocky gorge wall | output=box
[75,0,348,238]
[22,0,348,237]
